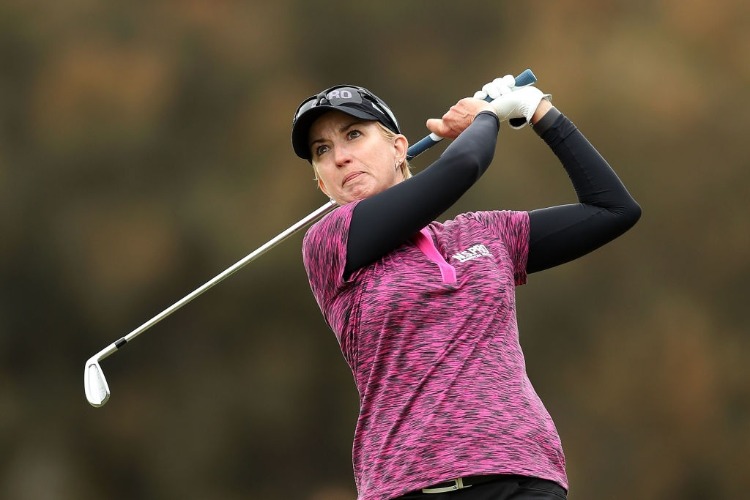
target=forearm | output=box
[527,108,641,273]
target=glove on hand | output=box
[493,86,548,128]
[474,75,550,129]
[473,75,516,101]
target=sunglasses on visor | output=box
[292,85,400,133]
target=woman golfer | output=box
[291,76,640,500]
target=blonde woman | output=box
[291,79,640,500]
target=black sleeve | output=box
[344,112,500,277]
[526,108,642,273]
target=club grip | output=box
[406,133,443,161]
[513,69,537,88]
[406,69,537,160]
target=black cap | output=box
[291,85,400,161]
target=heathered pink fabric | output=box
[302,201,567,500]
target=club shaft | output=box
[118,200,337,347]
[89,343,120,364]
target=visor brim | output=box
[291,105,393,161]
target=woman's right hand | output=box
[425,97,497,139]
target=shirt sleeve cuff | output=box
[532,106,562,136]
[476,110,501,127]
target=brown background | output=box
[1,1,748,499]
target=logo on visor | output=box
[326,89,354,100]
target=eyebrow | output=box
[309,119,366,148]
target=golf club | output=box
[84,69,538,407]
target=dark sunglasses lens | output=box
[293,97,318,123]
[294,86,398,133]
[294,87,366,122]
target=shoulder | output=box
[303,202,358,246]
[451,210,529,230]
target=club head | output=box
[84,357,111,407]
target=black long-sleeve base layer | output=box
[344,108,641,278]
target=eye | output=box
[314,144,330,157]
[347,129,362,140]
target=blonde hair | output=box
[376,122,412,179]
[311,121,412,181]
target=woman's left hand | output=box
[425,98,496,139]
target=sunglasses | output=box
[292,85,400,133]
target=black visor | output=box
[291,85,400,161]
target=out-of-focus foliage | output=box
[1,1,748,499]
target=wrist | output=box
[531,106,562,136]
[530,98,553,125]
[476,109,500,122]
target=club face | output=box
[84,358,110,407]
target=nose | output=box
[333,143,352,167]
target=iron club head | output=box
[84,357,111,407]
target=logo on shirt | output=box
[452,244,492,263]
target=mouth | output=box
[342,172,363,186]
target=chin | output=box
[344,189,372,204]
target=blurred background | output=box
[1,1,748,499]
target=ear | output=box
[394,134,408,165]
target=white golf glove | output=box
[494,86,549,128]
[474,75,550,129]
[473,75,516,101]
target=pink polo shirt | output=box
[302,201,567,500]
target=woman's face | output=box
[309,110,407,205]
